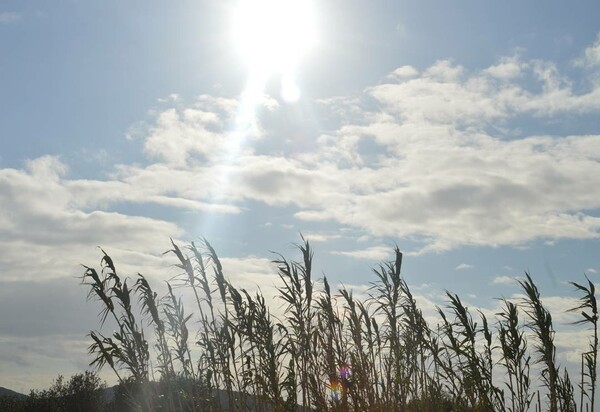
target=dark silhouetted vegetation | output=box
[0,371,106,412]
[75,237,598,411]
[3,237,596,411]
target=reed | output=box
[569,276,598,412]
[80,238,597,411]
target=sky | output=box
[1,0,600,393]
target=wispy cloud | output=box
[455,263,474,270]
[331,246,391,261]
[492,275,518,285]
[484,55,526,79]
[574,34,600,68]
[302,232,342,243]
[0,11,21,24]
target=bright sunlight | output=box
[232,0,317,75]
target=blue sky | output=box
[1,0,600,392]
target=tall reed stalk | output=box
[81,238,597,412]
[497,298,533,412]
[569,276,598,412]
[519,272,577,412]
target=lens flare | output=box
[327,364,352,403]
[339,363,351,380]
[329,380,342,401]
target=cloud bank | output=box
[94,47,600,254]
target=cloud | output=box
[454,263,474,270]
[386,65,419,80]
[369,59,600,126]
[368,61,506,126]
[4,37,600,297]
[66,177,241,214]
[492,275,518,285]
[301,232,342,242]
[331,246,391,261]
[142,94,279,166]
[574,33,600,68]
[144,107,228,166]
[0,156,187,282]
[586,267,598,274]
[91,37,600,255]
[219,256,281,299]
[484,55,526,80]
[539,295,580,325]
[0,12,20,24]
[0,280,96,339]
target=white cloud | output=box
[423,59,464,82]
[484,55,525,80]
[5,39,600,297]
[302,232,341,242]
[586,267,598,274]
[574,33,600,68]
[387,65,419,80]
[141,94,280,167]
[0,156,185,282]
[369,57,600,125]
[540,296,580,325]
[220,256,280,295]
[492,275,517,285]
[99,42,600,254]
[144,107,226,165]
[331,246,391,261]
[454,263,474,270]
[66,177,241,214]
[368,64,506,126]
[157,93,181,103]
[0,12,20,24]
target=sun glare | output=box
[232,0,317,75]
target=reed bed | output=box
[80,238,597,411]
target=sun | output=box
[232,0,317,75]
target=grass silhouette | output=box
[73,237,597,411]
